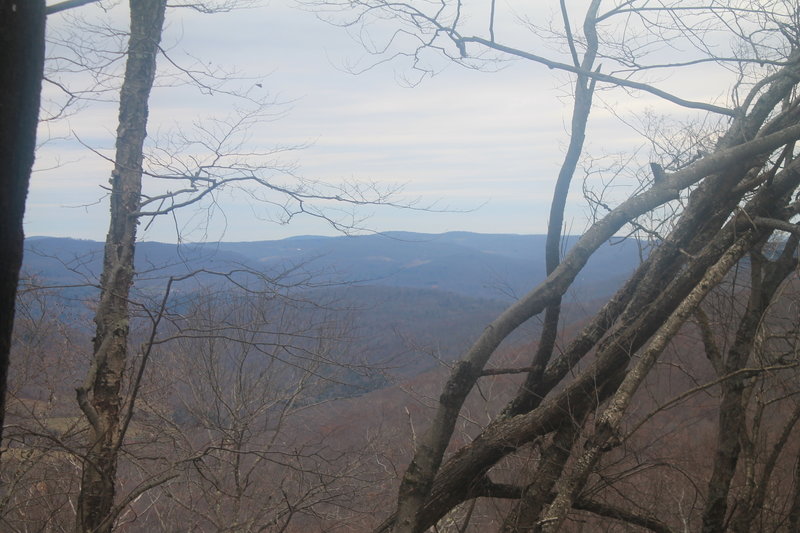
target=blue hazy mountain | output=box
[20,233,643,392]
[22,232,642,301]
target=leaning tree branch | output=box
[46,0,100,15]
[458,37,736,116]
[574,498,676,533]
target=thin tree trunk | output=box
[789,449,800,532]
[0,0,46,451]
[75,1,166,531]
[504,0,599,420]
[500,417,585,532]
[730,404,800,533]
[702,237,799,533]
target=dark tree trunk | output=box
[500,418,584,532]
[702,240,800,533]
[75,1,166,531]
[0,0,46,450]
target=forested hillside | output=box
[19,232,639,382]
[6,232,637,530]
[5,1,800,532]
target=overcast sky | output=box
[28,0,733,243]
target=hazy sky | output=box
[29,0,732,243]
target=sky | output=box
[28,0,735,243]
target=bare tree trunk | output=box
[504,0,599,421]
[391,6,602,530]
[730,403,800,533]
[539,231,761,533]
[702,237,800,533]
[0,0,46,451]
[789,449,800,532]
[500,418,585,532]
[75,1,166,531]
[497,8,599,529]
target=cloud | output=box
[29,0,738,243]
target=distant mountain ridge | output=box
[22,232,642,301]
[19,232,645,393]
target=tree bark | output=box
[702,237,800,533]
[730,403,800,533]
[0,0,46,451]
[500,417,585,532]
[540,230,760,533]
[75,1,166,531]
[789,447,800,532]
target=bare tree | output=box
[72,3,168,531]
[14,1,800,531]
[35,1,416,531]
[123,286,372,531]
[307,1,800,531]
[0,271,97,531]
[1,264,389,531]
